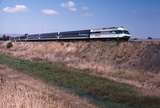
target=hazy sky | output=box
[0,0,160,38]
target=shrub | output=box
[6,41,13,49]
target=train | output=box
[2,27,132,41]
[0,35,10,41]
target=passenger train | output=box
[9,27,131,41]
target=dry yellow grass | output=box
[0,65,96,108]
[0,41,160,97]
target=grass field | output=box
[0,53,160,108]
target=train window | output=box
[91,32,101,34]
[114,30,130,34]
[79,33,88,35]
[115,30,123,34]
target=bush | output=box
[6,41,13,49]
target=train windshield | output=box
[115,30,130,34]
[123,30,130,34]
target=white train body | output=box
[10,27,131,41]
[90,27,131,39]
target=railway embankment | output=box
[1,41,160,72]
[0,40,160,94]
[0,40,160,108]
[0,54,160,108]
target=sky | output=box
[0,0,160,38]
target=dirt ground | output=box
[0,64,95,108]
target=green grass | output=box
[0,54,160,108]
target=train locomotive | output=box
[10,27,131,41]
